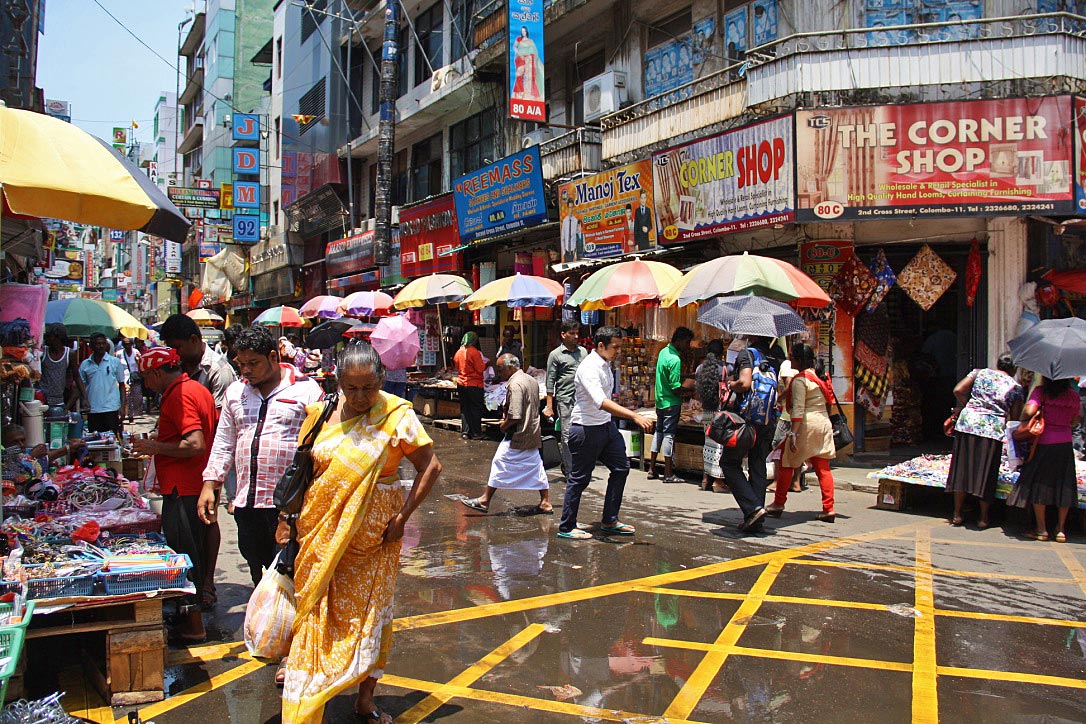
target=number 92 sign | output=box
[233,214,260,242]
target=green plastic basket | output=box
[0,601,35,704]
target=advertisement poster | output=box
[164,240,182,275]
[643,18,715,98]
[167,186,221,209]
[723,5,747,61]
[557,160,656,262]
[799,240,854,401]
[795,96,1077,222]
[508,0,545,121]
[326,231,376,278]
[651,115,793,243]
[453,147,547,244]
[399,195,463,277]
[752,0,779,47]
[1076,96,1086,214]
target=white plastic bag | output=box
[243,552,296,659]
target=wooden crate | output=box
[103,627,166,704]
[671,443,703,473]
[413,395,437,417]
[122,456,146,481]
[875,479,908,511]
[434,399,460,419]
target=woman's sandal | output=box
[950,516,964,527]
[459,497,489,513]
[1055,532,1067,543]
[1027,530,1050,542]
[662,475,685,484]
[358,710,393,723]
[275,659,288,687]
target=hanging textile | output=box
[854,304,891,356]
[897,244,957,311]
[828,252,877,317]
[965,238,982,307]
[854,360,891,416]
[866,249,897,312]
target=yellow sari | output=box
[281,392,433,723]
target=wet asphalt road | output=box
[55,424,1086,722]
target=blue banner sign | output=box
[233,148,260,175]
[231,113,260,142]
[452,147,547,244]
[233,181,260,209]
[233,214,260,243]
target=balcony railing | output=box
[538,128,601,180]
[600,11,1086,164]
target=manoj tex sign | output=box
[795,96,1077,221]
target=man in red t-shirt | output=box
[132,347,217,642]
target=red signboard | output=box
[1075,96,1086,214]
[326,231,376,278]
[399,195,462,278]
[795,96,1076,221]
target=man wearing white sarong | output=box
[461,354,552,514]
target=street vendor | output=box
[131,347,217,642]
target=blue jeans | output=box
[650,404,681,457]
[559,422,630,532]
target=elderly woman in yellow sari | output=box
[278,343,441,723]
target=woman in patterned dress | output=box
[945,354,1023,528]
[279,343,442,724]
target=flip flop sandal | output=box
[557,529,592,540]
[663,476,685,484]
[536,505,554,515]
[600,522,635,535]
[459,497,489,513]
[275,660,288,687]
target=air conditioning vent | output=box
[583,71,627,122]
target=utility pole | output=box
[373,0,400,266]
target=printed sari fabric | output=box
[897,244,957,311]
[828,252,877,317]
[866,249,897,312]
[282,392,433,724]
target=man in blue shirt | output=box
[79,332,126,433]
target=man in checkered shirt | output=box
[198,326,323,586]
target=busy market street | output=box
[35,421,1086,723]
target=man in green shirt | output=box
[649,327,694,483]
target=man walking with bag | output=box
[722,336,782,533]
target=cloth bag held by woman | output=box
[244,550,296,659]
[273,393,338,575]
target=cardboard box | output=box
[875,479,907,511]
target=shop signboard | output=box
[233,214,260,242]
[799,240,854,401]
[508,0,545,121]
[112,127,127,144]
[399,195,462,277]
[231,113,261,142]
[164,240,182,275]
[452,147,547,244]
[795,96,1077,222]
[651,114,793,243]
[233,181,260,209]
[103,289,118,302]
[557,160,656,262]
[233,148,260,175]
[45,99,70,123]
[199,242,221,261]
[220,183,233,210]
[249,238,296,276]
[167,186,221,209]
[1076,96,1086,214]
[326,230,376,278]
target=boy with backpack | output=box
[722,336,782,533]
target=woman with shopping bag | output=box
[277,343,442,724]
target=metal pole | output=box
[373,0,400,266]
[344,2,357,230]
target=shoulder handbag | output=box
[829,398,854,451]
[273,392,338,516]
[1012,393,1045,463]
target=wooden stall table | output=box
[25,587,191,705]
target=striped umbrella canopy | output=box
[185,309,224,325]
[392,274,474,309]
[0,106,190,243]
[45,298,148,339]
[662,251,831,308]
[566,260,682,310]
[299,295,344,319]
[461,273,564,310]
[338,291,394,317]
[253,305,306,327]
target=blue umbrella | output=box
[697,295,808,338]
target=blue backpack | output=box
[740,347,779,427]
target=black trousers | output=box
[721,422,775,517]
[234,506,281,585]
[161,492,206,604]
[87,410,121,434]
[459,385,485,437]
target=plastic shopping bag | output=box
[244,552,296,659]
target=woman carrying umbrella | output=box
[943,355,1023,529]
[1008,376,1080,542]
[454,332,487,440]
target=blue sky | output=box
[37,0,192,145]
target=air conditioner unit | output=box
[365,218,375,232]
[522,127,559,149]
[583,70,627,122]
[430,64,462,92]
[391,205,400,225]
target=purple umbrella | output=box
[299,295,344,320]
[370,315,420,370]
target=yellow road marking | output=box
[382,673,710,724]
[395,520,938,633]
[167,640,249,665]
[789,557,1074,584]
[643,636,914,673]
[638,585,892,613]
[396,624,547,724]
[913,528,939,724]
[1054,545,1086,599]
[937,608,1086,628]
[664,559,786,720]
[127,658,268,724]
[938,665,1086,689]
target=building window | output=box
[274,116,281,158]
[276,37,283,78]
[300,0,328,44]
[413,4,443,88]
[411,132,443,201]
[370,57,380,115]
[450,0,475,59]
[449,111,495,179]
[398,25,410,97]
[273,200,280,226]
[298,77,326,135]
[393,149,409,206]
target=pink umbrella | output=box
[338,291,394,317]
[370,315,420,370]
[299,295,344,319]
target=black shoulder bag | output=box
[274,392,338,576]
